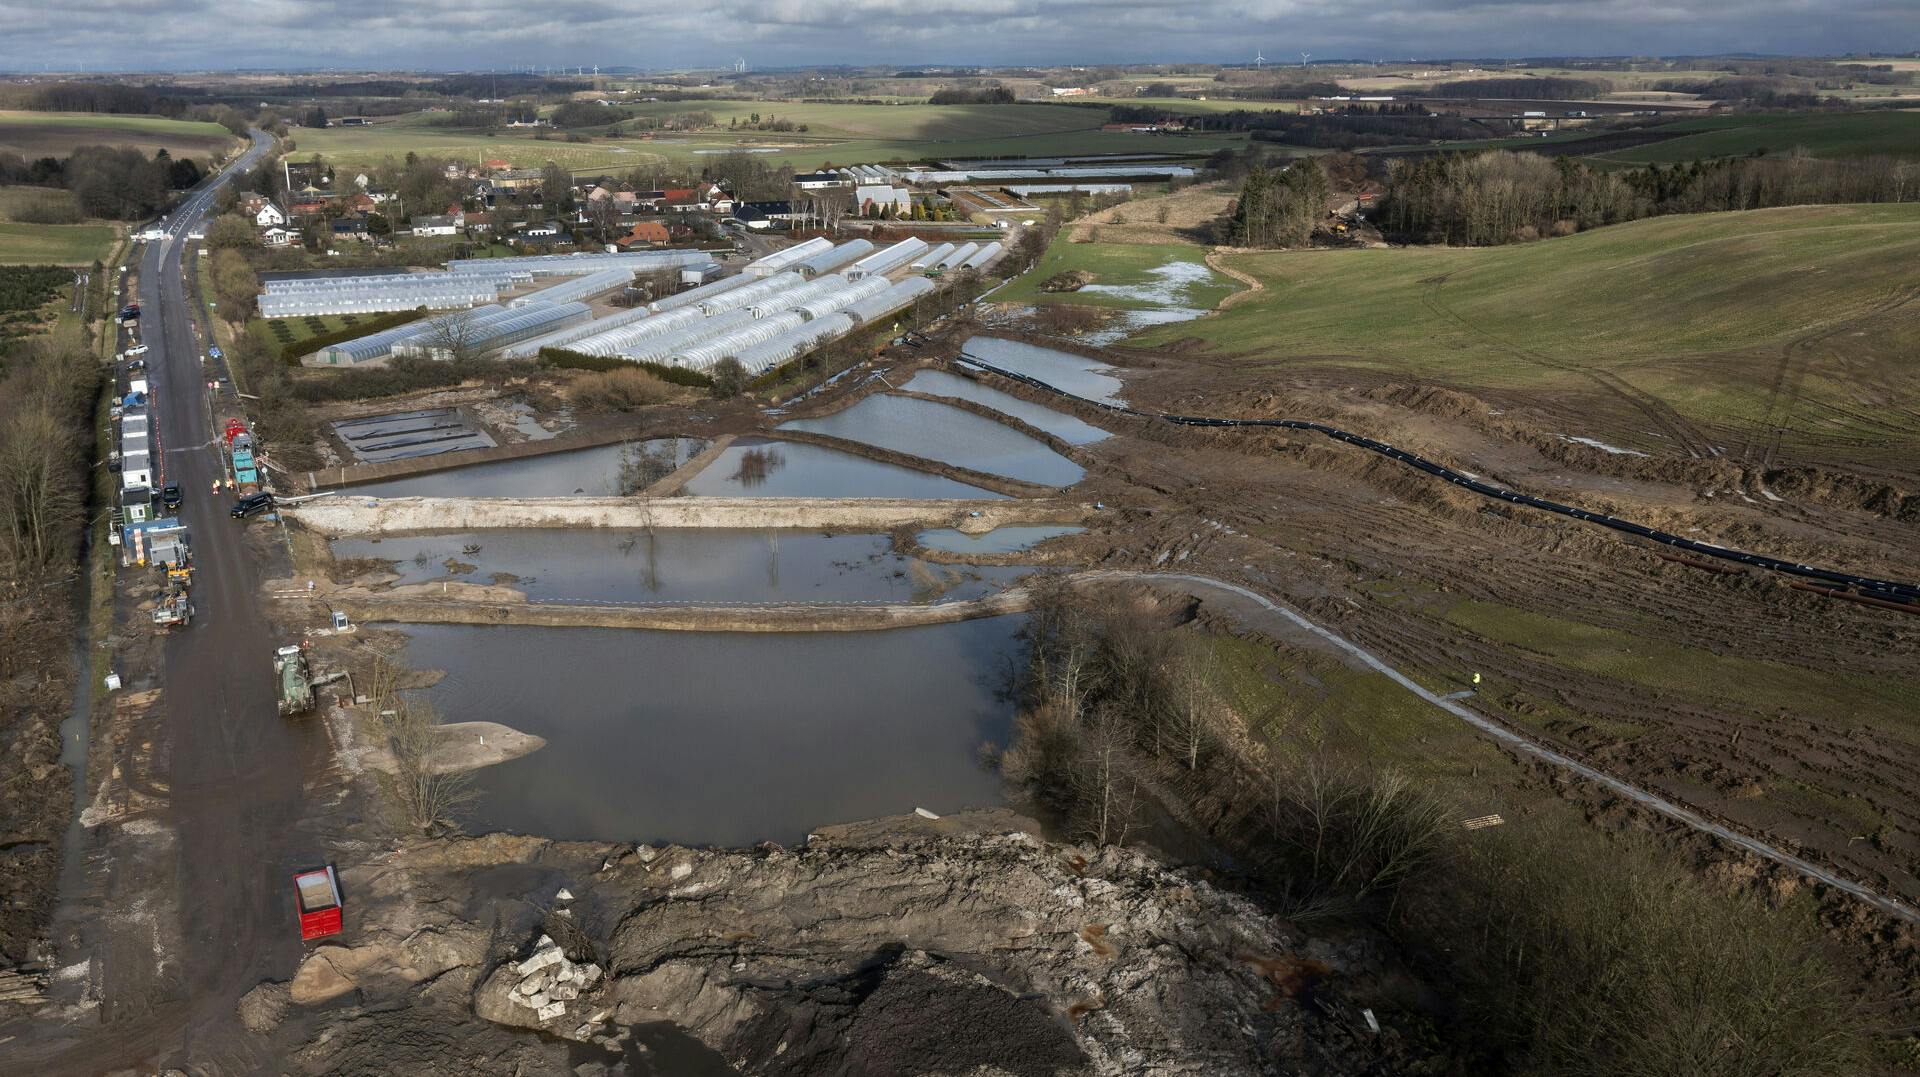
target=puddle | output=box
[335,528,1029,605]
[401,618,1024,845]
[917,525,1084,553]
[1081,306,1210,346]
[1079,259,1217,307]
[341,438,705,498]
[959,337,1125,404]
[899,371,1110,446]
[680,437,1005,500]
[778,396,1084,487]
[507,402,557,442]
[1559,434,1649,457]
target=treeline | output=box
[1216,159,1328,246]
[1425,76,1611,99]
[928,87,1015,105]
[25,81,199,116]
[1652,77,1828,107]
[1224,80,1348,100]
[1250,107,1484,149]
[1000,586,1872,1074]
[1379,150,1920,245]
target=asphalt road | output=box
[137,129,343,1070]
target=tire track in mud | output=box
[1081,570,1920,925]
[1416,275,1715,458]
[1740,284,1920,472]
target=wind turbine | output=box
[1254,49,1266,68]
[1300,51,1311,67]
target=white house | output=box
[410,215,459,237]
[255,202,287,227]
[262,227,293,247]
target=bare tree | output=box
[422,308,488,362]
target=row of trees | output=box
[1379,150,1920,246]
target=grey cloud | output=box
[0,0,1904,71]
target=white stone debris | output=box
[914,807,940,820]
[504,935,605,1027]
[555,887,574,902]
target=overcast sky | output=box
[0,1,1913,73]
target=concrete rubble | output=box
[476,933,607,1039]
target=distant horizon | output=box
[0,0,1913,77]
[6,49,1920,80]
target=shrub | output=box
[539,347,712,388]
[570,367,674,411]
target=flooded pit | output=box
[959,337,1125,404]
[401,618,1025,846]
[334,528,1030,605]
[679,437,1004,500]
[777,395,1084,488]
[899,370,1110,446]
[340,438,705,499]
[917,526,1085,554]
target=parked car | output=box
[161,485,182,511]
[229,492,274,519]
[125,344,149,356]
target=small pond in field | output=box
[778,396,1083,487]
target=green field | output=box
[0,110,237,160]
[0,221,117,265]
[995,238,1240,311]
[1077,97,1301,115]
[295,104,1246,175]
[1132,204,1920,455]
[1597,110,1920,163]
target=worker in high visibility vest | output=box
[1472,672,1482,686]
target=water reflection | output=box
[681,437,1004,500]
[402,618,1025,845]
[778,396,1083,487]
[335,528,1030,605]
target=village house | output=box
[410,214,459,237]
[614,220,670,248]
[262,227,293,247]
[253,201,287,228]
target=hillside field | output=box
[0,110,237,160]
[1596,110,1920,163]
[294,104,1245,175]
[1131,204,1920,469]
[0,221,117,265]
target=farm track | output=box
[1417,276,1716,458]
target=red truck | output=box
[293,865,344,941]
